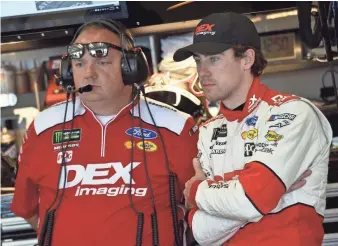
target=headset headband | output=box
[71,19,135,49]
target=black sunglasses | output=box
[67,42,125,59]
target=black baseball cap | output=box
[173,12,260,62]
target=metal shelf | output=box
[2,238,37,246]
[263,59,338,75]
[327,183,338,198]
[324,208,338,223]
[323,233,338,246]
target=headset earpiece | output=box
[56,55,74,89]
[122,48,149,86]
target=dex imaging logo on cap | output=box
[195,24,216,36]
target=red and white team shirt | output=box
[188,78,332,246]
[12,97,198,246]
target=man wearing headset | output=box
[11,19,199,246]
[176,12,332,245]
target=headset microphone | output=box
[66,85,93,94]
[77,85,93,93]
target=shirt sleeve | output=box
[188,100,332,220]
[172,116,199,193]
[189,208,245,246]
[11,122,39,219]
[188,120,248,245]
[197,127,214,180]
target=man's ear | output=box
[242,48,255,71]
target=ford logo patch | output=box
[125,127,157,139]
[245,116,258,126]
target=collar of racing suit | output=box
[232,103,245,111]
[219,77,269,122]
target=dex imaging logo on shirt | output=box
[59,162,148,197]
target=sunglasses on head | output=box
[67,42,125,59]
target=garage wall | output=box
[261,66,337,101]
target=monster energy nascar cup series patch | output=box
[53,129,82,144]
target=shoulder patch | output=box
[188,124,199,136]
[34,98,86,135]
[264,90,299,107]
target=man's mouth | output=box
[86,84,99,88]
[200,78,215,88]
[202,84,215,88]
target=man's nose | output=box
[84,63,97,79]
[197,62,211,78]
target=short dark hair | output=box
[232,45,267,77]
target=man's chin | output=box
[78,93,102,102]
[205,94,222,103]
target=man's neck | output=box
[222,74,254,110]
[83,93,133,116]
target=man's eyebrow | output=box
[192,53,224,59]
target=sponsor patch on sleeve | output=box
[188,124,199,136]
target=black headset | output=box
[57,19,149,89]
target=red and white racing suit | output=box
[188,78,332,246]
[11,96,198,246]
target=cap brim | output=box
[173,42,232,62]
